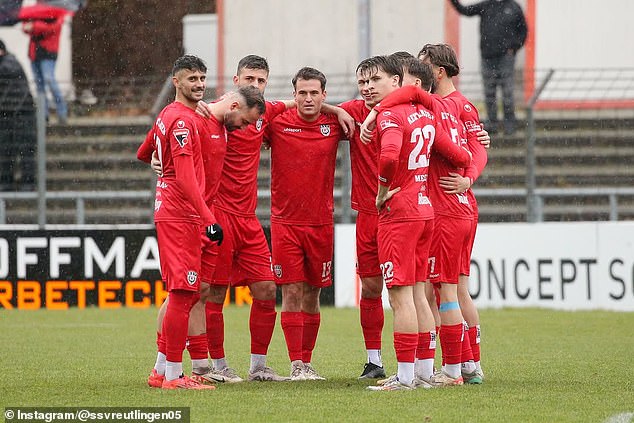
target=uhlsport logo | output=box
[320,124,331,136]
[273,264,282,279]
[186,270,198,285]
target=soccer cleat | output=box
[412,376,434,389]
[290,361,306,381]
[358,362,386,379]
[376,374,398,386]
[248,366,290,382]
[303,364,326,380]
[161,375,216,390]
[147,369,165,388]
[204,367,244,383]
[430,371,464,387]
[367,378,414,391]
[191,368,219,386]
[461,370,483,385]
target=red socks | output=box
[302,311,320,363]
[163,290,196,363]
[359,297,383,350]
[250,299,277,355]
[205,301,225,359]
[469,325,481,362]
[393,332,418,363]
[186,334,207,360]
[416,331,437,360]
[281,311,303,362]
[440,323,464,365]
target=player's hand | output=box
[336,108,355,138]
[477,128,491,149]
[439,172,471,194]
[151,150,163,176]
[206,223,223,246]
[196,100,212,118]
[360,109,378,144]
[376,187,400,212]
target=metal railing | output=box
[0,191,153,226]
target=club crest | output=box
[256,118,263,131]
[186,270,198,285]
[320,124,331,136]
[273,264,282,279]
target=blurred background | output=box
[1,0,633,226]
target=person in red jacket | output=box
[22,14,68,124]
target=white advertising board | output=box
[334,222,634,311]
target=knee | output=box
[250,280,277,301]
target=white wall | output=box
[335,222,634,311]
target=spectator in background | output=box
[0,39,36,191]
[22,13,68,124]
[449,0,527,135]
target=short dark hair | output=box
[356,55,403,87]
[417,43,460,77]
[292,67,327,91]
[237,85,266,115]
[402,57,434,91]
[237,55,269,75]
[172,55,207,76]
[390,51,415,65]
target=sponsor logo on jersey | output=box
[211,134,220,139]
[173,128,190,147]
[256,118,263,131]
[156,180,168,189]
[187,270,198,285]
[380,119,397,130]
[418,193,431,206]
[320,124,331,136]
[283,127,302,133]
[273,264,282,279]
[464,120,482,133]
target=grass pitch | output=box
[1,306,633,422]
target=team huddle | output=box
[136,44,489,391]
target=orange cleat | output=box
[147,369,165,388]
[161,375,216,390]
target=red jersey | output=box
[138,102,207,224]
[445,91,488,215]
[266,109,344,225]
[376,86,474,218]
[338,99,378,215]
[376,103,471,223]
[198,114,227,205]
[214,101,287,216]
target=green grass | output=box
[1,307,633,423]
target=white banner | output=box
[334,222,634,311]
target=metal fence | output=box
[2,67,634,226]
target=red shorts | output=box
[211,208,273,286]
[377,219,434,289]
[271,222,333,288]
[356,211,381,278]
[429,215,473,284]
[200,233,218,284]
[460,216,479,276]
[156,221,202,292]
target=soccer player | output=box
[419,43,488,383]
[361,55,472,391]
[335,52,418,380]
[140,57,266,389]
[265,67,347,381]
[192,56,353,383]
[136,55,219,390]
